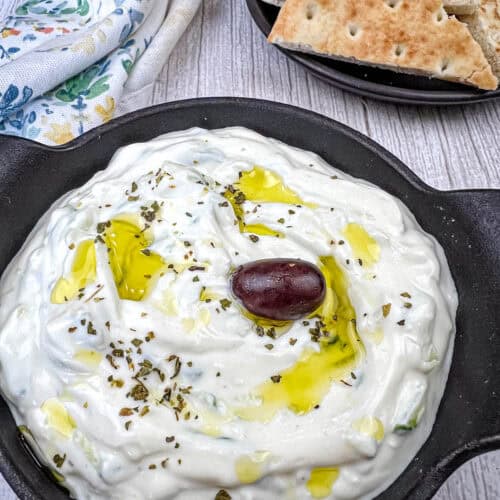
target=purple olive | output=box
[231,258,326,321]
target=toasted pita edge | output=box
[460,1,500,78]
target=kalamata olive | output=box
[231,258,326,321]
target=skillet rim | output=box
[0,97,498,500]
[3,96,498,197]
[0,96,473,193]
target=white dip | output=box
[0,128,457,500]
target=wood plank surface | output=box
[0,0,498,499]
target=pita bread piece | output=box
[269,0,498,90]
[461,0,500,77]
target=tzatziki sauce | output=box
[0,128,457,500]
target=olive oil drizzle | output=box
[102,217,165,301]
[342,223,380,267]
[51,240,96,303]
[241,308,292,337]
[306,467,340,498]
[352,416,385,441]
[235,451,270,484]
[52,215,166,303]
[41,398,76,438]
[223,166,315,238]
[237,256,364,421]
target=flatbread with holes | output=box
[460,0,500,77]
[268,0,498,89]
[261,0,480,14]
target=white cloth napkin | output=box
[0,0,201,145]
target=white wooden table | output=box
[0,0,498,498]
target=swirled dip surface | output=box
[0,128,457,500]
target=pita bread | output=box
[460,0,500,77]
[268,0,498,90]
[262,0,479,15]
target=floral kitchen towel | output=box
[0,0,201,145]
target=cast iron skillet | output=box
[246,0,500,105]
[0,98,498,500]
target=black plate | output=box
[246,0,500,105]
[0,98,498,500]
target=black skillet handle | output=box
[379,189,500,500]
